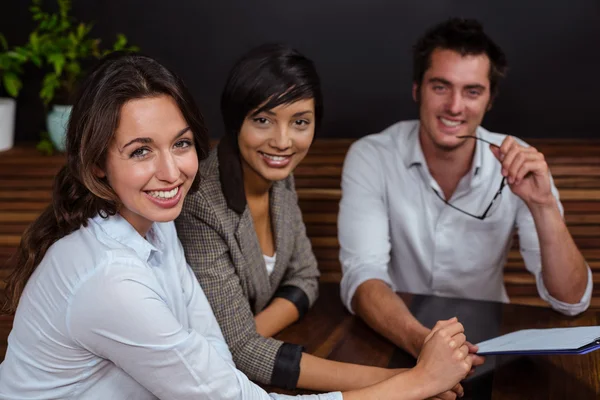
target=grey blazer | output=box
[175,138,320,389]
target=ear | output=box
[487,99,494,111]
[412,83,419,102]
[93,165,106,178]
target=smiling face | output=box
[238,98,315,184]
[100,95,198,235]
[414,48,492,152]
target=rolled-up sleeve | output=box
[274,177,320,318]
[517,177,593,316]
[338,140,394,314]
[176,194,303,389]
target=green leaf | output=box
[36,136,55,156]
[48,53,66,75]
[113,33,128,51]
[0,34,7,51]
[3,72,22,97]
[48,15,58,30]
[29,53,42,67]
[76,23,90,39]
[65,61,80,76]
[7,51,27,63]
[40,73,60,105]
[29,32,40,52]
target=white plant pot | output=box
[0,97,16,152]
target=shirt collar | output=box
[402,122,427,169]
[402,122,487,187]
[92,213,164,263]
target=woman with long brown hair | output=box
[0,52,471,400]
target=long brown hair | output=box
[3,53,210,313]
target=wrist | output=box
[526,194,557,212]
[407,327,430,358]
[527,197,561,222]
[406,366,435,399]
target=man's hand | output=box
[490,136,555,208]
[465,341,485,376]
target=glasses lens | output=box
[487,192,503,217]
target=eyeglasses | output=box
[431,135,507,220]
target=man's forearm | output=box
[352,279,430,357]
[529,199,588,303]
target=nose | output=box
[156,152,179,183]
[445,90,464,116]
[269,125,292,151]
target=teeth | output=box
[262,153,288,161]
[440,117,462,127]
[148,186,179,199]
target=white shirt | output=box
[264,253,277,276]
[0,214,341,400]
[338,120,592,317]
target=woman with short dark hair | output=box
[176,43,472,397]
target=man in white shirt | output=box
[338,18,592,360]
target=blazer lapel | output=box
[234,207,272,312]
[268,180,293,288]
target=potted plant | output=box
[0,34,29,152]
[26,0,138,152]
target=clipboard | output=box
[475,326,600,356]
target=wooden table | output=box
[271,282,600,399]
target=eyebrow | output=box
[428,77,486,91]
[252,109,314,118]
[120,126,191,151]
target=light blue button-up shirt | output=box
[0,214,341,400]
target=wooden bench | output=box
[1,140,600,309]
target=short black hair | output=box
[413,18,508,100]
[220,43,323,138]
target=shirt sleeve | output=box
[274,176,320,318]
[338,140,394,314]
[516,175,593,316]
[176,197,303,389]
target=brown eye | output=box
[253,117,269,124]
[174,139,192,149]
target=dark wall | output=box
[2,0,600,142]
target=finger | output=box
[515,159,548,185]
[499,136,516,160]
[507,151,530,184]
[501,142,525,178]
[437,321,464,339]
[510,151,543,182]
[469,352,486,365]
[448,333,466,349]
[430,317,458,336]
[490,144,502,161]
[435,391,457,400]
[451,383,464,397]
[501,142,537,175]
[472,354,486,367]
[464,353,475,370]
[465,341,478,353]
[455,344,469,360]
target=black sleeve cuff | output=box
[271,342,304,390]
[273,285,310,319]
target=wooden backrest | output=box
[1,140,599,307]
